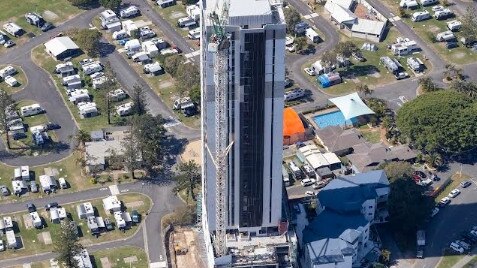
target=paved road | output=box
[0,179,181,265]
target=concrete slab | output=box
[100,257,111,268]
[125,201,144,208]
[23,214,33,229]
[44,167,59,177]
[149,262,167,268]
[171,11,186,19]
[109,185,120,195]
[22,263,31,268]
[43,10,59,21]
[40,231,52,245]
[134,20,153,28]
[123,255,138,263]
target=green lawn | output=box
[0,64,28,94]
[400,6,477,65]
[31,45,124,133]
[437,254,463,268]
[463,255,477,268]
[153,3,199,49]
[358,125,381,143]
[0,0,83,53]
[435,173,470,202]
[302,27,406,96]
[0,193,151,259]
[92,246,148,268]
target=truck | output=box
[305,28,320,43]
[416,230,426,258]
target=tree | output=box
[164,55,184,77]
[398,7,408,18]
[380,161,413,183]
[335,41,358,58]
[53,219,84,268]
[70,29,102,57]
[0,90,15,149]
[130,114,167,171]
[388,176,434,237]
[121,130,141,179]
[176,63,200,97]
[189,85,201,105]
[450,80,477,99]
[284,8,301,33]
[379,249,391,266]
[418,77,439,93]
[460,6,477,45]
[443,64,464,81]
[396,91,477,155]
[70,130,92,152]
[294,36,307,52]
[68,0,98,8]
[423,153,443,168]
[100,0,121,11]
[174,160,201,202]
[365,98,386,119]
[321,50,338,69]
[356,83,372,96]
[131,84,148,116]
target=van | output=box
[305,28,320,43]
[420,0,438,6]
[177,17,196,28]
[188,29,200,40]
[411,11,431,22]
[58,178,67,189]
[300,178,313,187]
[284,88,306,102]
[20,104,44,117]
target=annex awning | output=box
[329,92,375,120]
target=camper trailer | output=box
[144,62,163,75]
[30,212,43,228]
[157,0,176,8]
[177,17,196,28]
[305,28,320,43]
[109,89,128,102]
[434,9,453,20]
[0,66,17,79]
[412,11,431,22]
[68,89,90,104]
[188,29,200,40]
[3,22,23,37]
[420,0,438,6]
[116,102,134,117]
[114,211,127,229]
[447,20,462,31]
[284,88,306,102]
[113,29,128,40]
[120,6,140,18]
[20,104,44,117]
[78,102,98,118]
[436,31,456,42]
[407,57,424,72]
[82,63,103,75]
[77,202,95,219]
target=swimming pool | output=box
[312,110,357,128]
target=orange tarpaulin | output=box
[283,107,305,137]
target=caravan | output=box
[0,66,17,79]
[3,22,23,37]
[116,102,134,117]
[305,28,320,43]
[20,104,44,117]
[436,31,456,42]
[434,9,454,20]
[188,29,200,40]
[120,6,140,18]
[177,17,196,28]
[412,11,431,22]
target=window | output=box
[369,206,373,209]
[368,213,373,216]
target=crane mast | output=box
[209,0,231,257]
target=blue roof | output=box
[302,210,368,244]
[318,170,389,213]
[306,238,353,265]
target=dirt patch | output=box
[125,201,144,208]
[171,11,187,19]
[159,81,174,88]
[123,256,138,264]
[347,77,361,83]
[44,167,59,177]
[453,52,466,59]
[134,20,153,28]
[170,227,205,268]
[101,257,112,268]
[180,140,201,166]
[23,214,33,229]
[43,11,59,21]
[38,231,52,245]
[429,25,441,33]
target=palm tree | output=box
[424,153,443,168]
[356,83,373,96]
[174,160,201,203]
[69,130,92,152]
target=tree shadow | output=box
[98,41,117,58]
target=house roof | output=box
[306,238,352,265]
[44,36,79,57]
[318,170,389,212]
[315,125,364,153]
[351,19,386,36]
[329,93,375,120]
[85,139,124,166]
[325,0,357,24]
[347,143,416,172]
[303,210,368,244]
[390,144,417,161]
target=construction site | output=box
[167,227,207,268]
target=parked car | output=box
[30,181,38,193]
[131,210,141,223]
[456,240,471,251]
[450,242,465,253]
[431,207,439,217]
[0,240,4,251]
[395,72,409,80]
[104,218,114,231]
[4,40,15,48]
[45,202,59,211]
[46,122,61,130]
[313,180,327,190]
[304,67,315,76]
[41,22,54,32]
[460,180,471,188]
[12,132,27,140]
[448,189,461,198]
[0,185,10,196]
[413,171,427,179]
[27,203,36,213]
[438,197,451,207]
[446,41,458,49]
[305,191,316,196]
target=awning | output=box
[329,92,375,120]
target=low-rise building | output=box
[44,36,81,60]
[303,170,390,267]
[103,195,122,213]
[77,202,95,219]
[347,143,416,173]
[315,126,364,156]
[39,175,57,193]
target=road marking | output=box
[109,185,120,195]
[99,187,109,191]
[399,95,409,103]
[184,50,200,58]
[310,13,319,18]
[163,119,181,128]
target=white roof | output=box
[325,0,356,24]
[307,153,330,169]
[323,152,341,165]
[125,39,140,49]
[351,19,386,36]
[329,92,375,120]
[103,195,121,211]
[44,37,79,57]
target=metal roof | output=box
[44,36,79,57]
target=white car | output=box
[439,197,451,207]
[304,67,315,76]
[450,242,465,253]
[305,191,316,196]
[431,207,439,217]
[456,240,471,250]
[0,239,4,251]
[286,44,296,52]
[448,189,461,198]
